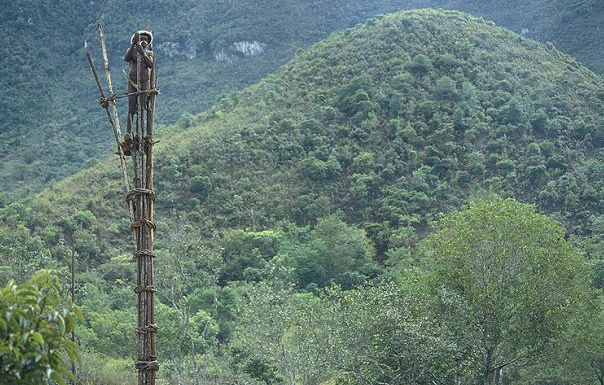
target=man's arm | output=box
[135,45,154,68]
[124,45,135,62]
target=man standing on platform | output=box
[122,30,154,155]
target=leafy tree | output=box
[219,229,281,283]
[530,109,549,134]
[407,54,433,76]
[190,175,213,198]
[391,72,414,93]
[84,308,135,358]
[561,296,604,385]
[420,196,592,385]
[325,281,472,385]
[234,281,332,385]
[281,216,377,289]
[155,227,224,385]
[520,294,603,384]
[435,75,457,100]
[0,224,56,284]
[300,156,329,181]
[0,270,82,385]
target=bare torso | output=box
[124,45,154,86]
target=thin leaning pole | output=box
[86,51,134,223]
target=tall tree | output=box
[420,196,592,385]
[325,281,473,385]
[234,280,335,385]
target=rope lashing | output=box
[99,89,159,109]
[143,136,159,145]
[131,219,156,230]
[135,324,159,334]
[132,250,156,262]
[135,360,159,371]
[134,250,156,258]
[134,286,157,294]
[126,188,155,201]
[121,88,159,98]
[99,94,116,108]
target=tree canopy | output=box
[420,196,593,384]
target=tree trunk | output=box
[191,334,199,385]
[177,334,185,385]
[483,349,494,385]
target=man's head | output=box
[131,30,153,46]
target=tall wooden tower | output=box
[87,23,159,385]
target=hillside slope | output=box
[1,0,602,200]
[4,9,604,276]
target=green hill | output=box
[1,0,603,200]
[3,9,604,383]
[5,8,604,270]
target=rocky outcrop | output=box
[214,41,267,62]
[155,40,197,59]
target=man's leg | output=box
[127,113,134,135]
[120,112,134,156]
[127,87,137,135]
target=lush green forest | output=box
[1,0,603,200]
[2,8,604,384]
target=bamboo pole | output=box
[98,24,124,143]
[146,43,157,385]
[85,52,134,223]
[135,33,146,385]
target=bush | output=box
[435,76,457,100]
[0,271,82,385]
[190,175,213,198]
[406,54,432,76]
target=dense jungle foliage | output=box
[2,8,604,385]
[0,271,82,385]
[0,0,602,199]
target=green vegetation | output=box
[232,197,595,384]
[0,270,82,385]
[421,197,592,384]
[11,9,604,267]
[2,8,604,384]
[1,0,424,199]
[2,0,604,199]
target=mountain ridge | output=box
[1,0,603,200]
[6,9,604,268]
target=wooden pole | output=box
[98,24,125,145]
[86,52,134,223]
[132,31,158,385]
[146,41,158,385]
[70,242,75,385]
[134,33,146,385]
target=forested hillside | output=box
[1,9,604,384]
[1,0,602,199]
